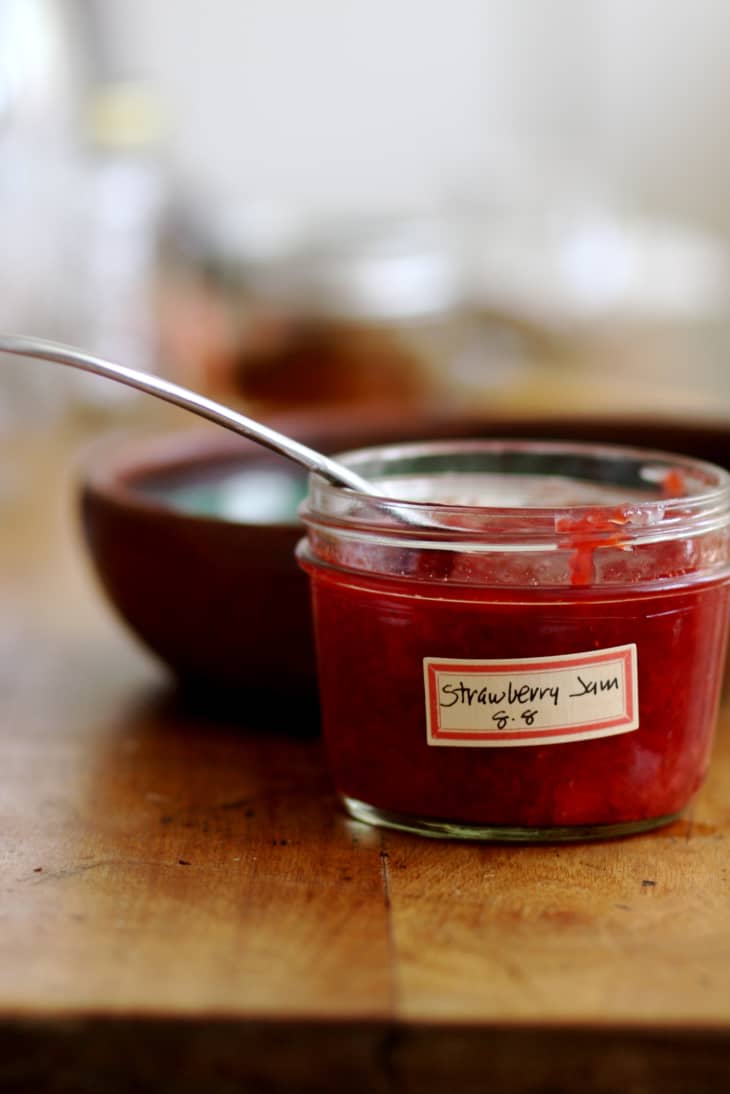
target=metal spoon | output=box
[0,334,374,494]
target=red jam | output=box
[299,442,730,840]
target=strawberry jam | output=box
[299,441,730,840]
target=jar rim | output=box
[335,437,730,507]
[301,438,730,551]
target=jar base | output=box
[342,796,681,843]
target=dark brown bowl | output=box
[79,409,730,699]
[80,427,313,699]
[79,407,469,700]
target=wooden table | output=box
[2,423,730,1094]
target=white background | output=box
[100,0,730,234]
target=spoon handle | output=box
[0,335,373,493]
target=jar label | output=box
[424,644,639,747]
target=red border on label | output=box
[426,647,636,742]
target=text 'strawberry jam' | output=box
[298,441,730,841]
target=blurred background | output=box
[3,0,730,438]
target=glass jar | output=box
[230,215,509,412]
[298,440,730,841]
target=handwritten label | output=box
[424,644,638,747]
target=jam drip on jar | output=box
[557,469,689,587]
[556,507,630,587]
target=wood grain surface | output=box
[2,424,730,1093]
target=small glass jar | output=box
[229,215,508,412]
[298,441,730,842]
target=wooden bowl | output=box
[79,410,730,699]
[78,408,467,700]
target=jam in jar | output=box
[298,441,730,841]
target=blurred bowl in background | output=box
[79,407,456,702]
[79,409,730,704]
